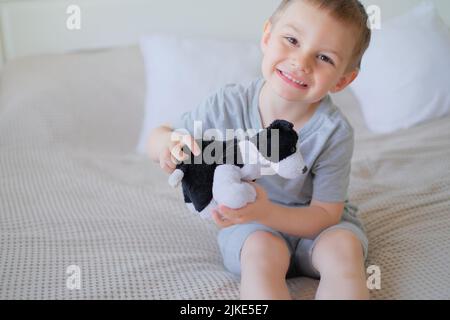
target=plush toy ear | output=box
[269,120,294,130]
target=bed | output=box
[1,0,450,300]
[1,45,449,300]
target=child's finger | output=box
[212,210,224,227]
[170,155,181,166]
[170,144,186,162]
[212,210,233,228]
[181,135,201,157]
[160,159,174,174]
[159,157,166,170]
[167,158,177,169]
[219,205,249,224]
[219,205,237,217]
[212,210,224,222]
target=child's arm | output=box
[213,182,344,239]
[147,125,200,174]
[261,199,344,239]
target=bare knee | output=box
[312,229,365,277]
[241,231,290,273]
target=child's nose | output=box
[291,54,312,74]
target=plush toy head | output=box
[241,119,307,179]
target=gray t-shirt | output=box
[173,77,362,225]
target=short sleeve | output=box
[311,126,354,203]
[171,90,222,138]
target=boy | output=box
[148,0,371,300]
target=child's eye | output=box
[318,54,334,65]
[285,37,298,46]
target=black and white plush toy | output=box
[168,120,308,219]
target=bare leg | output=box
[312,229,370,300]
[240,231,292,300]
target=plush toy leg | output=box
[213,164,257,209]
[168,168,184,188]
[185,203,198,214]
[185,199,218,220]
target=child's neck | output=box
[259,82,321,132]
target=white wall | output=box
[0,0,278,65]
[361,0,450,24]
[0,0,449,67]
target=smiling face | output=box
[261,0,359,103]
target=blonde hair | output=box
[270,0,371,71]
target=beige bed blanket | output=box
[0,47,449,299]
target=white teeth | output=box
[282,71,306,86]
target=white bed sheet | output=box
[0,47,449,299]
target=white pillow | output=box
[137,34,261,154]
[350,1,450,134]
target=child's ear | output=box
[330,69,359,93]
[260,20,272,53]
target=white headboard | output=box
[1,0,450,68]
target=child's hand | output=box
[159,131,200,174]
[212,182,273,228]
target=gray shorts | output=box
[217,219,368,279]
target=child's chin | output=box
[276,90,306,102]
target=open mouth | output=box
[277,69,309,90]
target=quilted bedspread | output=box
[0,47,449,299]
